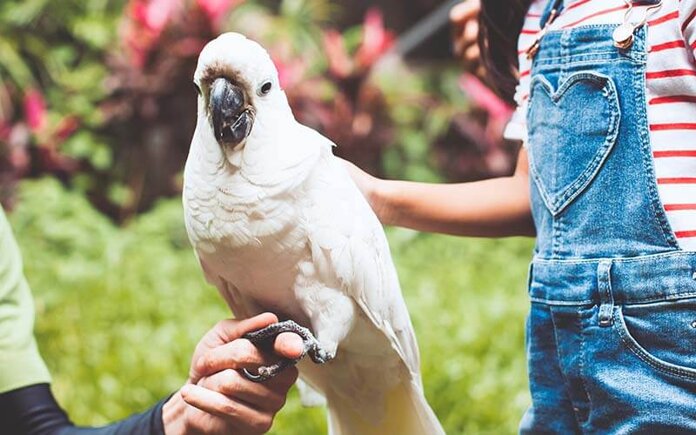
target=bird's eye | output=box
[193,82,202,96]
[258,81,272,96]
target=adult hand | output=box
[450,0,484,77]
[163,313,304,434]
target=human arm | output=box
[344,147,535,237]
[0,313,301,435]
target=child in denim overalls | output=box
[346,0,696,432]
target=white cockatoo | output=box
[183,32,444,435]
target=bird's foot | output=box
[241,320,334,382]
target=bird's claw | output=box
[241,320,333,382]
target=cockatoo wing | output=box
[303,127,421,384]
[302,129,444,435]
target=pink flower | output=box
[196,0,241,23]
[356,8,395,69]
[323,30,352,79]
[23,89,47,132]
[124,0,180,67]
[459,73,513,122]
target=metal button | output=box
[691,321,696,329]
[692,271,696,280]
[613,23,635,49]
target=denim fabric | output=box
[522,23,696,434]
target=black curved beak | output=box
[209,78,254,148]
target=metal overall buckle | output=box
[613,0,663,49]
[526,0,564,59]
[525,0,665,60]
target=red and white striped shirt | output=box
[506,0,696,250]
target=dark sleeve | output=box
[0,384,168,435]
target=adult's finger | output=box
[200,369,287,412]
[213,313,280,344]
[191,313,283,383]
[273,332,304,360]
[195,338,274,377]
[180,384,274,433]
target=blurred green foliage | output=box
[0,0,123,153]
[11,178,533,434]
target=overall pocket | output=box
[614,298,696,381]
[527,72,621,216]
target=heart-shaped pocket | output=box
[527,72,620,216]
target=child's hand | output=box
[450,0,484,78]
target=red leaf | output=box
[322,30,353,78]
[356,8,395,69]
[55,116,80,143]
[196,0,242,23]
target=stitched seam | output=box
[536,53,639,66]
[614,308,696,381]
[556,308,584,427]
[528,72,621,219]
[533,292,696,306]
[623,292,696,304]
[553,81,619,211]
[632,27,681,251]
[623,294,696,306]
[530,297,595,305]
[549,305,580,414]
[552,214,562,258]
[532,250,696,264]
[578,306,591,427]
[532,292,696,305]
[527,78,560,215]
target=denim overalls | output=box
[522,1,696,433]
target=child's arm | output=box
[345,147,535,237]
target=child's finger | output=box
[450,0,480,24]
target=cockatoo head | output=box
[193,32,285,152]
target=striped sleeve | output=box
[503,0,545,142]
[680,0,696,58]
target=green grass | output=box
[10,178,534,434]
